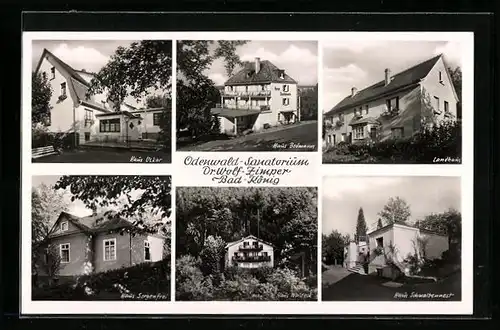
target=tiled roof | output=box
[349,116,381,126]
[225,235,275,248]
[58,211,133,234]
[225,60,297,85]
[211,107,261,118]
[325,54,442,116]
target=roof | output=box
[51,211,134,236]
[95,111,142,118]
[325,54,442,116]
[34,49,109,113]
[367,222,447,237]
[225,235,274,249]
[225,60,297,85]
[349,116,381,126]
[211,107,261,118]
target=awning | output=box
[211,108,261,118]
[349,116,381,126]
[95,111,142,119]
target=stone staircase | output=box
[347,263,367,275]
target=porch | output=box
[211,106,261,135]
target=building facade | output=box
[225,235,274,269]
[212,58,300,135]
[343,222,449,276]
[323,54,459,146]
[34,49,166,146]
[35,211,165,277]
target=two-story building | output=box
[212,58,300,135]
[34,211,166,279]
[34,49,166,146]
[225,235,274,269]
[323,54,459,146]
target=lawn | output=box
[32,148,172,163]
[178,120,318,152]
[322,266,461,301]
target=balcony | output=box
[239,243,263,252]
[232,255,271,262]
[215,104,270,112]
[222,90,271,97]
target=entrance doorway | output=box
[84,132,90,142]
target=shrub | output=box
[176,255,213,301]
[32,281,88,300]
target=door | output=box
[84,132,90,142]
[370,127,377,140]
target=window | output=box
[60,243,70,263]
[262,252,268,256]
[153,112,162,126]
[100,118,120,132]
[282,98,289,106]
[439,71,443,83]
[386,96,399,111]
[434,96,440,111]
[60,82,66,96]
[144,241,151,261]
[42,72,47,80]
[101,100,107,108]
[365,105,369,114]
[50,67,55,79]
[103,239,116,261]
[391,127,404,139]
[252,241,258,247]
[261,85,266,91]
[339,113,344,121]
[341,133,346,142]
[370,127,377,139]
[84,109,93,127]
[353,126,364,139]
[444,101,449,113]
[283,84,289,92]
[376,237,384,248]
[243,241,249,247]
[60,221,68,232]
[245,86,249,92]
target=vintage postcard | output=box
[21,31,474,316]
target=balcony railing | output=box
[239,244,263,251]
[215,104,270,112]
[222,90,271,97]
[233,255,271,262]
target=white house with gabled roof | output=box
[225,235,274,269]
[34,48,167,146]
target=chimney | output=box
[255,57,261,73]
[351,87,357,97]
[384,68,391,86]
[81,68,86,72]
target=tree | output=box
[378,196,411,225]
[145,94,172,150]
[176,40,248,138]
[146,94,171,109]
[417,208,462,246]
[32,72,53,125]
[199,235,226,278]
[355,207,368,242]
[322,230,350,265]
[32,183,70,278]
[448,66,462,101]
[87,40,172,110]
[53,176,172,233]
[377,218,383,229]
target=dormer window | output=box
[278,70,285,79]
[60,221,68,232]
[50,67,55,80]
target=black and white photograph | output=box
[175,187,318,301]
[176,40,318,152]
[322,40,463,164]
[31,175,172,300]
[322,176,462,301]
[31,40,172,163]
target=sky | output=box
[322,176,461,236]
[322,40,463,112]
[32,175,154,219]
[204,40,318,86]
